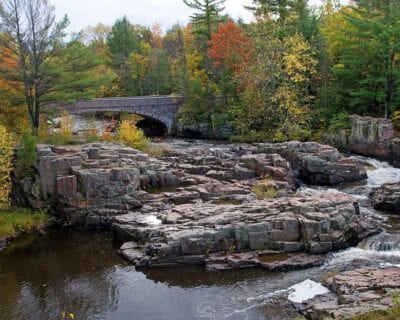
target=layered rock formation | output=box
[324,115,400,167]
[13,140,374,267]
[298,267,400,319]
[371,183,400,214]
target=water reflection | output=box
[0,230,125,320]
[0,230,317,320]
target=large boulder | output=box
[256,141,367,186]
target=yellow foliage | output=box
[283,33,317,83]
[116,120,149,151]
[252,177,278,200]
[0,125,15,209]
[320,2,359,62]
[60,111,74,138]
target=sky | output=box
[51,0,324,34]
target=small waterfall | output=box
[353,156,400,189]
[298,156,400,269]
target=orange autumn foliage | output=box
[0,46,22,96]
[207,21,253,74]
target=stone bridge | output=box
[53,95,186,133]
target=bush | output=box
[116,120,149,151]
[251,177,278,199]
[0,125,14,209]
[59,111,75,138]
[15,134,38,178]
[392,111,400,133]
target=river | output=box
[1,156,400,320]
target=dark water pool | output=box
[0,230,318,320]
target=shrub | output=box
[59,111,74,138]
[0,125,14,209]
[392,111,400,133]
[15,134,38,178]
[252,177,278,199]
[116,120,149,151]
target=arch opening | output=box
[136,117,168,137]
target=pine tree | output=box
[107,16,140,95]
[183,0,225,40]
[324,0,400,117]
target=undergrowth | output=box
[0,207,49,238]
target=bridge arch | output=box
[52,96,186,134]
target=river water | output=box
[1,157,400,320]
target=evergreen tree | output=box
[107,16,140,94]
[246,0,293,24]
[324,0,400,117]
[183,0,225,40]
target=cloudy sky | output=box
[51,0,325,34]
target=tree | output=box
[83,23,111,58]
[246,0,294,24]
[0,0,68,132]
[208,20,253,104]
[246,0,318,37]
[164,23,189,94]
[233,20,316,141]
[107,16,139,94]
[0,0,100,133]
[183,0,225,40]
[208,21,253,74]
[320,0,400,118]
[129,41,151,95]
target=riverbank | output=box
[0,207,50,250]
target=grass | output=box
[143,144,173,157]
[0,207,50,238]
[252,177,278,199]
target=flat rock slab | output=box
[205,252,325,272]
[298,267,400,319]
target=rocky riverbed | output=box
[12,139,400,319]
[14,140,373,266]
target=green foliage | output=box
[321,0,400,118]
[183,0,226,39]
[0,1,102,133]
[327,112,350,133]
[178,76,220,126]
[107,16,141,94]
[0,207,49,238]
[45,39,107,103]
[233,20,316,142]
[15,134,38,178]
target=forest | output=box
[0,0,399,143]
